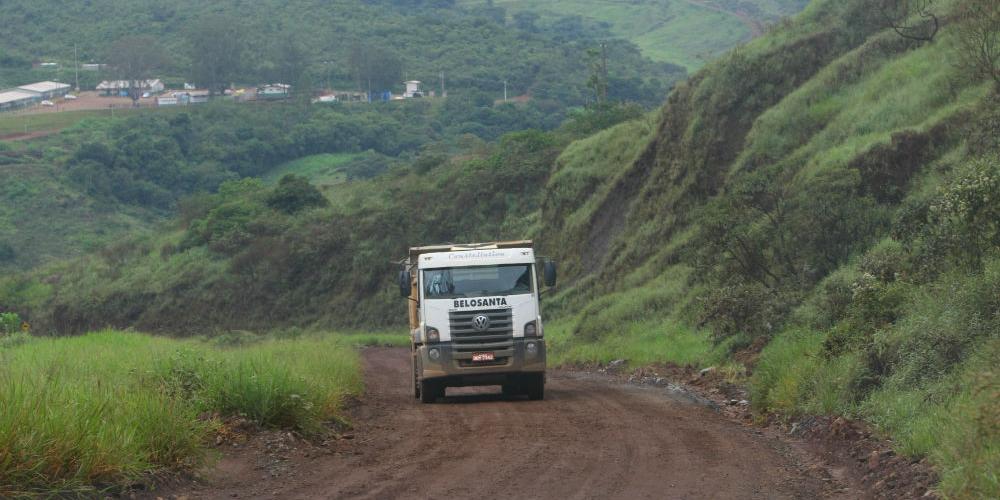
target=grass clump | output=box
[0,330,363,496]
[547,318,721,369]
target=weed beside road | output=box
[0,330,376,496]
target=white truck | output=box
[399,241,556,403]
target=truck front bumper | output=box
[417,338,546,385]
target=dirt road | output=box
[170,348,859,499]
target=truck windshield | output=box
[423,264,533,299]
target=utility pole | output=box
[74,44,80,92]
[440,71,445,98]
[503,80,507,102]
[600,41,609,103]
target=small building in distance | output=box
[0,90,39,112]
[157,89,211,107]
[81,63,106,71]
[188,89,210,104]
[313,90,366,103]
[403,80,423,98]
[17,81,71,100]
[96,79,165,97]
[258,83,291,100]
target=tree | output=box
[108,36,166,106]
[876,0,939,42]
[188,15,246,95]
[348,43,403,99]
[266,175,329,214]
[956,0,1000,92]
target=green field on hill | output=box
[460,0,807,69]
[263,153,357,188]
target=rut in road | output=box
[171,348,858,500]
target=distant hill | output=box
[459,0,809,69]
[0,0,682,106]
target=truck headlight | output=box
[429,347,441,360]
[524,320,541,338]
[425,327,440,343]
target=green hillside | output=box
[460,0,809,69]
[0,0,681,105]
[538,0,998,496]
[0,95,573,271]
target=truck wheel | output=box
[420,379,441,403]
[526,374,545,401]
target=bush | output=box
[265,175,329,214]
[697,283,796,345]
[923,155,1000,268]
[874,259,1000,388]
[793,266,859,329]
[823,272,908,357]
[0,311,21,335]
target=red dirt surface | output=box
[21,91,148,114]
[151,348,876,499]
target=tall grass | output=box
[753,336,1000,498]
[547,318,722,368]
[0,330,364,496]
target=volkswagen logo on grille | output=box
[472,314,491,331]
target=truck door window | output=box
[425,270,454,296]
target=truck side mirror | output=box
[543,260,557,288]
[398,270,412,298]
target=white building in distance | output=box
[17,81,71,100]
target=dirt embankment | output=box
[150,348,886,499]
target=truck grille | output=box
[448,308,514,355]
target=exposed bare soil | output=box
[155,348,869,499]
[21,91,145,114]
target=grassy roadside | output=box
[0,329,403,496]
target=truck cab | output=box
[399,241,556,403]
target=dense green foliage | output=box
[0,97,564,270]
[0,0,682,107]
[461,0,808,69]
[0,330,373,496]
[0,113,595,332]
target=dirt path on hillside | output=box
[162,348,862,499]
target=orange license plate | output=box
[472,352,495,362]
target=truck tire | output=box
[420,379,441,403]
[526,374,545,401]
